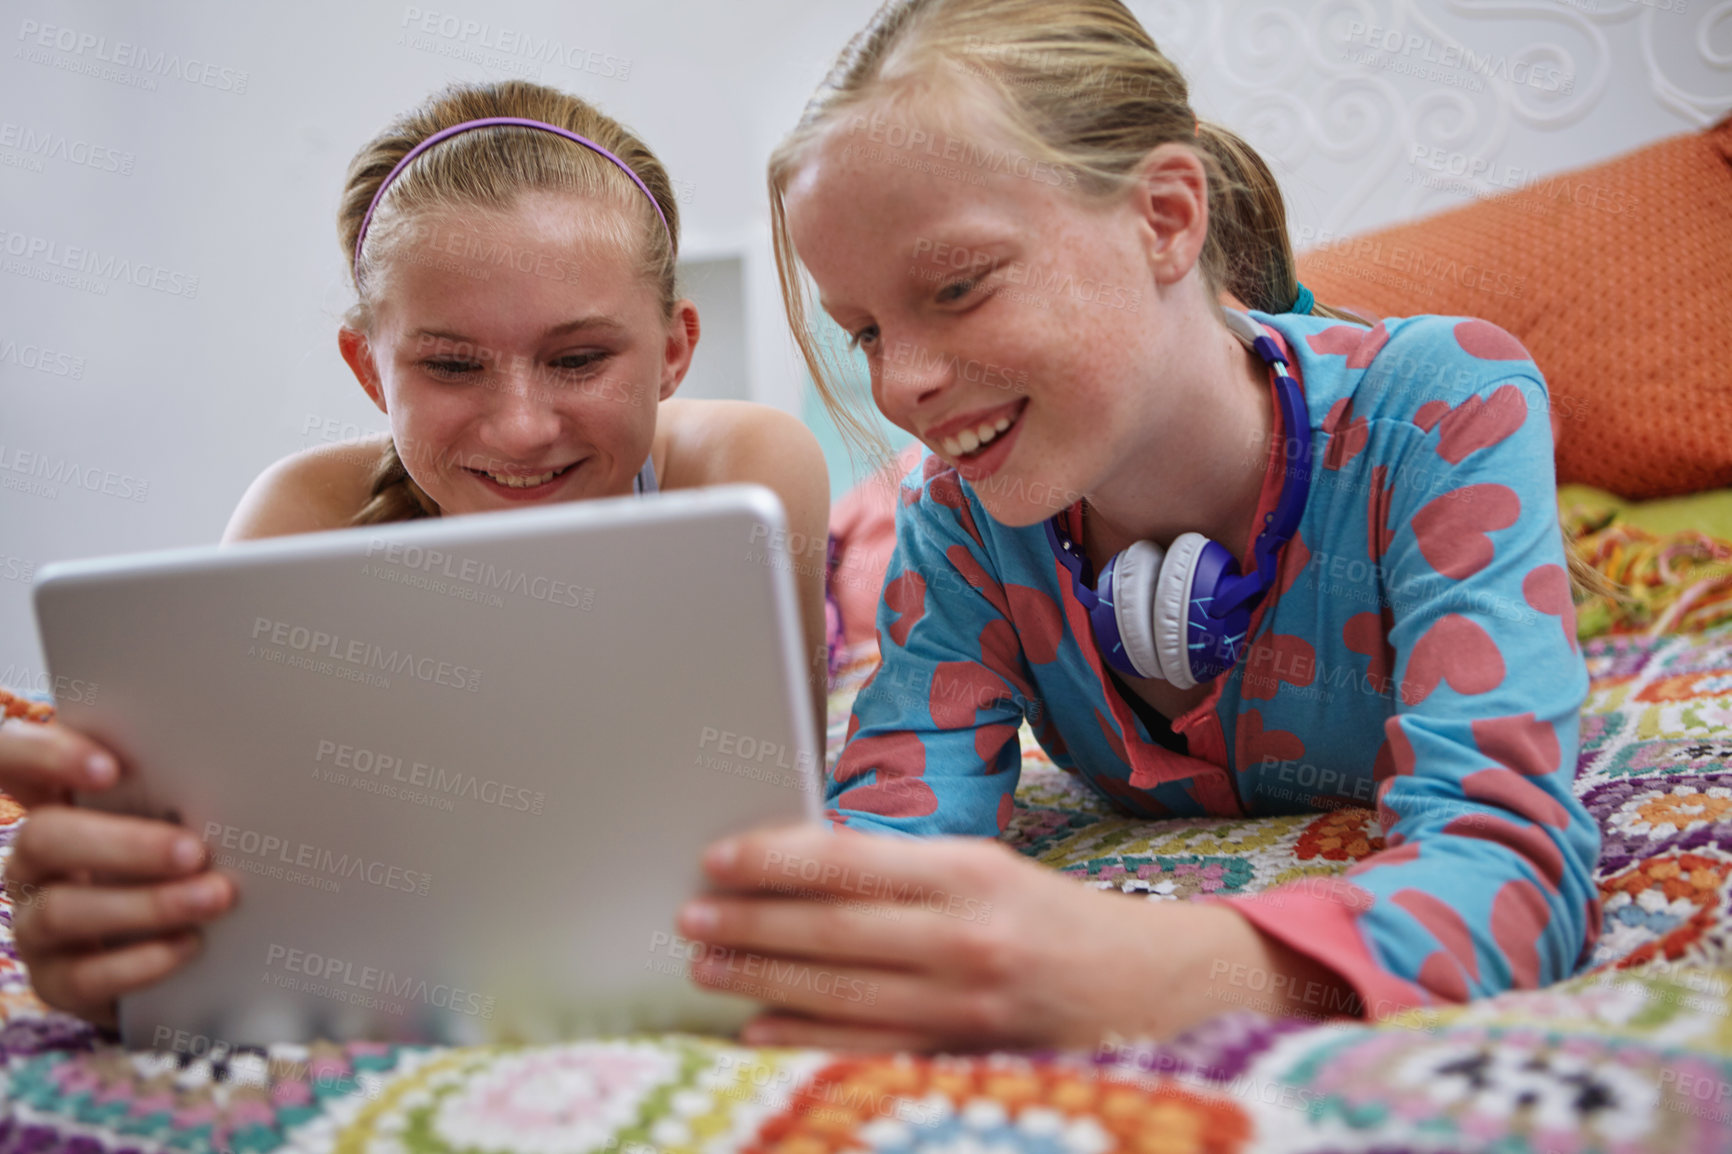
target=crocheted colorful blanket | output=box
[4,624,1732,1151]
[1562,491,1732,641]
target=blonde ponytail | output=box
[351,441,440,527]
[1192,119,1360,323]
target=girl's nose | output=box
[874,335,951,420]
[481,358,562,456]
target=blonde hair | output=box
[337,80,682,526]
[767,0,1357,464]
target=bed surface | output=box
[2,620,1732,1151]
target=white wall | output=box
[2,0,1724,691]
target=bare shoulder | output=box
[657,398,830,540]
[656,399,827,491]
[221,434,391,543]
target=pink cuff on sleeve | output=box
[1200,885,1437,1021]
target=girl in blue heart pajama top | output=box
[826,308,1601,1016]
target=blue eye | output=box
[553,352,606,372]
[938,278,977,304]
[424,359,481,377]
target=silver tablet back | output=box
[32,484,821,1048]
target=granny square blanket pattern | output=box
[3,623,1732,1152]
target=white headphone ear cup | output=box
[1154,533,1209,692]
[1110,540,1167,681]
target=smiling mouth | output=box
[936,400,1026,461]
[469,462,578,489]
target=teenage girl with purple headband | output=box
[0,80,832,1029]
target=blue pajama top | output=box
[826,310,1600,1014]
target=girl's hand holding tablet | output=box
[0,721,234,1027]
[680,824,1350,1051]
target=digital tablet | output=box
[32,483,822,1049]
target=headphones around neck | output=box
[1045,310,1312,691]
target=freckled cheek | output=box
[567,389,658,481]
[382,384,458,454]
[584,406,643,462]
[1016,367,1119,499]
[1054,298,1128,361]
[403,404,478,464]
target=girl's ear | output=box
[658,299,701,402]
[338,326,388,414]
[1129,143,1211,288]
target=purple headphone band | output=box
[1045,319,1313,686]
[351,116,672,281]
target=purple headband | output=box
[351,115,671,280]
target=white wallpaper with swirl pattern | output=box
[1143,0,1729,240]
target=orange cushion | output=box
[1296,114,1732,500]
